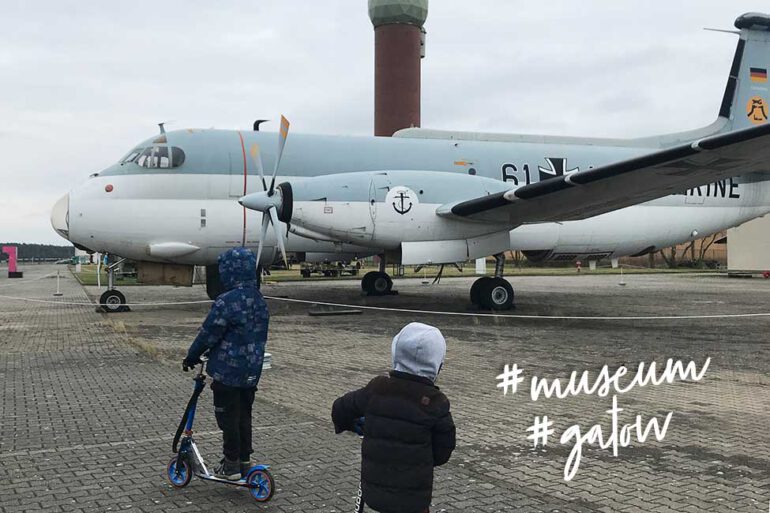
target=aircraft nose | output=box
[51,193,70,241]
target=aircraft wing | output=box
[442,124,770,224]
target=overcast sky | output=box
[2,1,769,244]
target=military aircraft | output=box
[52,12,770,311]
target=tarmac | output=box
[1,264,768,512]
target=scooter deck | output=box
[195,465,271,488]
[196,473,254,487]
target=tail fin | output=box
[719,13,770,131]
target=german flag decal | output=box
[750,67,768,83]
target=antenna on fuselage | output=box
[253,119,269,131]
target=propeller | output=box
[241,115,291,270]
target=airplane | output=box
[52,12,770,312]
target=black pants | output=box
[211,381,256,461]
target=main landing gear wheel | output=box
[166,456,192,488]
[247,468,275,502]
[470,276,492,305]
[472,277,514,310]
[361,271,392,296]
[99,289,128,313]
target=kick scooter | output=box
[166,359,275,502]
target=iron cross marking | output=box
[392,191,413,215]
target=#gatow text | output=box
[495,358,710,481]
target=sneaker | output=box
[214,458,241,481]
[240,460,251,478]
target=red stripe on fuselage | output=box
[237,131,248,246]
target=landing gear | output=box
[470,253,515,310]
[99,289,127,313]
[361,255,394,296]
[361,271,393,296]
[98,255,130,313]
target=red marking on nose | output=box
[105,184,114,193]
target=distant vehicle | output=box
[57,255,90,265]
[300,261,361,278]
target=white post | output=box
[589,260,597,271]
[53,270,63,296]
[96,253,101,289]
[475,258,486,275]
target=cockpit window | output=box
[135,146,186,169]
[120,148,142,164]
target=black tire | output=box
[478,278,514,310]
[361,271,392,295]
[470,277,492,305]
[99,290,127,313]
[370,272,392,295]
[206,264,225,300]
[361,271,378,292]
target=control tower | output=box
[368,0,428,136]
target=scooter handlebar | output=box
[196,356,208,377]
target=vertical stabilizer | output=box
[720,13,770,131]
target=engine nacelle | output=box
[279,170,512,250]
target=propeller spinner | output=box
[239,115,291,269]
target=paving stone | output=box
[1,265,769,511]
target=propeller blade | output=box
[269,115,290,195]
[268,205,289,269]
[255,212,270,267]
[249,143,267,191]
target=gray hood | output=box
[391,322,446,382]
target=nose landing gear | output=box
[97,255,130,313]
[470,253,515,310]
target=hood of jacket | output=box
[391,322,446,382]
[218,247,258,291]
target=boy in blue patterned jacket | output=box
[183,247,269,480]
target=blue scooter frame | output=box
[166,361,275,502]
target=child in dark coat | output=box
[332,322,456,513]
[183,247,269,480]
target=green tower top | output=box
[368,0,428,27]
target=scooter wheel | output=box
[247,468,275,502]
[167,455,192,488]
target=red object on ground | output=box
[3,246,18,273]
[2,245,22,278]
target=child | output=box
[332,322,456,513]
[183,247,269,480]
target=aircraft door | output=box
[368,179,377,222]
[368,173,392,240]
[369,172,391,219]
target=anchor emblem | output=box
[392,191,413,215]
